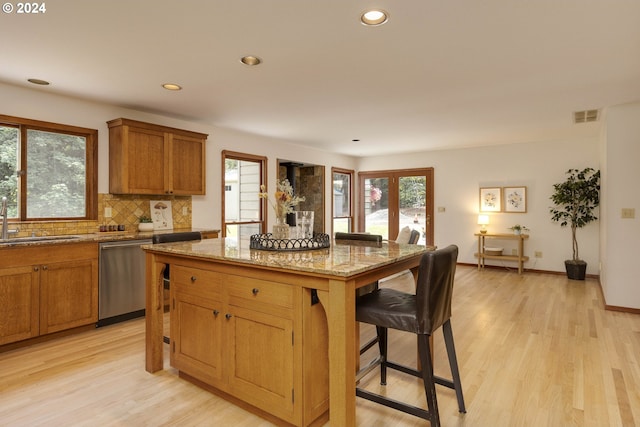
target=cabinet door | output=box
[0,266,39,345]
[168,133,205,195]
[39,258,98,335]
[227,305,295,423]
[126,126,167,194]
[171,291,224,385]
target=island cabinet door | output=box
[226,305,296,424]
[171,291,224,386]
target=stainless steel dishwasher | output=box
[97,239,152,327]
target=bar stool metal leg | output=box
[418,334,440,427]
[443,320,466,413]
[377,326,388,385]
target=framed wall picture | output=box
[504,186,527,213]
[150,200,174,230]
[479,187,501,212]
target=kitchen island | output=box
[143,237,429,426]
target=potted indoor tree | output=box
[549,168,600,280]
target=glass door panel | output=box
[399,175,427,245]
[363,177,389,240]
[359,168,433,246]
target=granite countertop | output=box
[0,228,220,248]
[143,237,430,277]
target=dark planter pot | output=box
[565,260,587,280]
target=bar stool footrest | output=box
[356,388,431,420]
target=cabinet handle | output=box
[42,265,48,270]
[225,313,232,320]
[213,309,219,316]
[190,276,197,282]
[252,288,259,295]
[33,266,39,272]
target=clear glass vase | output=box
[272,217,290,240]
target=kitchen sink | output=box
[0,235,83,244]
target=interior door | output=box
[359,168,433,245]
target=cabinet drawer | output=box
[171,265,223,298]
[226,275,293,310]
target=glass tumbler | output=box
[296,211,314,239]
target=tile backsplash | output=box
[99,193,192,230]
[12,193,192,237]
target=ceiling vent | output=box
[573,109,599,124]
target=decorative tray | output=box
[250,233,331,251]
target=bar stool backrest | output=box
[416,244,458,334]
[335,232,382,243]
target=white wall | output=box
[600,102,640,309]
[0,82,358,232]
[357,139,601,274]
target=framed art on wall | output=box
[479,187,501,212]
[150,200,174,230]
[504,186,527,213]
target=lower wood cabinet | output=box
[0,243,98,346]
[40,258,98,335]
[0,265,39,345]
[169,262,326,426]
[171,265,224,386]
[227,304,295,421]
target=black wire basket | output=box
[250,233,331,251]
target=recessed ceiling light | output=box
[162,83,182,91]
[361,9,388,26]
[241,55,262,66]
[27,78,50,85]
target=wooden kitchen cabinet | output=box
[170,265,224,386]
[108,118,208,195]
[39,257,98,334]
[226,276,296,422]
[0,243,98,346]
[0,265,39,345]
[169,261,304,425]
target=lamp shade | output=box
[477,215,489,225]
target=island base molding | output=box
[179,372,329,427]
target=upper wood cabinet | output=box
[108,118,208,195]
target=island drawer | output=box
[226,275,294,310]
[171,265,223,298]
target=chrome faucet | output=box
[1,197,8,240]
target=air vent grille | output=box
[573,109,599,124]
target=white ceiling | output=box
[1,1,639,156]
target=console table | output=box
[475,233,529,274]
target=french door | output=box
[358,168,434,246]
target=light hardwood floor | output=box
[1,266,639,426]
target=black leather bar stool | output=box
[355,245,466,425]
[152,231,202,343]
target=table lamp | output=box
[477,214,489,234]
